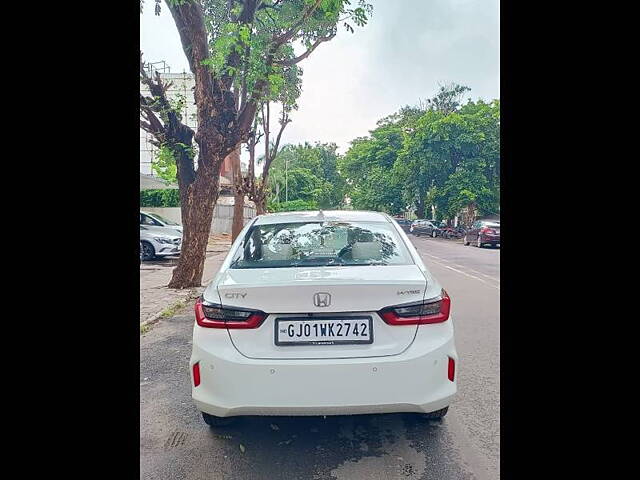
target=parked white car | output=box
[140,210,183,236]
[140,225,182,261]
[190,210,457,426]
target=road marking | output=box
[451,264,500,283]
[421,252,500,283]
[421,253,500,290]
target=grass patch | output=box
[159,299,189,319]
[140,291,199,336]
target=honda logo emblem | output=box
[313,292,331,307]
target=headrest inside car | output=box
[262,243,293,261]
[351,241,382,260]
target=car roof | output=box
[253,210,390,225]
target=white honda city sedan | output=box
[190,210,457,426]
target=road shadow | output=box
[194,413,463,480]
[141,255,181,267]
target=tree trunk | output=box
[461,202,477,228]
[168,169,220,288]
[229,147,245,242]
[416,198,426,219]
[256,198,266,215]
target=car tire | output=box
[202,412,235,427]
[476,237,483,248]
[431,230,437,238]
[141,241,156,261]
[463,236,470,246]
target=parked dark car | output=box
[410,219,440,237]
[440,225,466,239]
[464,220,500,248]
[393,217,413,233]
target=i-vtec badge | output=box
[225,292,247,299]
[397,290,420,296]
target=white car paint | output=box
[191,210,457,418]
[140,226,182,259]
[140,210,183,236]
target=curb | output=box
[140,288,201,331]
[140,242,231,333]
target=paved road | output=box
[140,237,499,480]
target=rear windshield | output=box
[230,221,413,269]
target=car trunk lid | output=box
[219,265,426,359]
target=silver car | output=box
[140,211,183,236]
[140,225,182,261]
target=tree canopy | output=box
[140,0,372,287]
[266,142,345,211]
[271,84,500,225]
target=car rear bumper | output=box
[191,321,457,417]
[480,235,500,243]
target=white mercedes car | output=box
[190,210,457,426]
[140,226,182,261]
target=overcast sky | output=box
[140,0,499,155]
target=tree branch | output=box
[140,51,196,187]
[272,0,323,46]
[262,103,290,183]
[238,0,323,134]
[274,33,335,66]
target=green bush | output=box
[268,199,318,212]
[140,189,181,207]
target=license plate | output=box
[275,317,373,346]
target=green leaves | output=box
[238,24,251,44]
[150,143,195,184]
[267,142,345,209]
[268,199,319,212]
[199,0,370,105]
[140,189,181,207]
[151,145,179,183]
[342,85,500,221]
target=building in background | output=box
[140,62,255,228]
[140,62,233,184]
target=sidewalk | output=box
[140,233,232,326]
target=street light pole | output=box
[285,156,288,203]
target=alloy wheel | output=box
[142,242,155,261]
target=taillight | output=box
[194,297,267,329]
[193,362,201,387]
[448,357,455,382]
[379,290,451,325]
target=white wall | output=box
[142,205,256,234]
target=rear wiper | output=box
[324,258,346,266]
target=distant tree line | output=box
[265,83,500,226]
